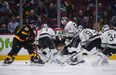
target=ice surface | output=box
[0,60,116,75]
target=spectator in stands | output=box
[81,16,92,29]
[24,18,29,26]
[84,6,93,23]
[86,0,95,7]
[0,0,10,14]
[47,3,57,19]
[36,16,42,29]
[16,15,20,23]
[107,6,114,19]
[7,0,19,5]
[3,10,13,24]
[0,16,4,26]
[43,0,50,10]
[73,17,78,25]
[28,9,37,22]
[109,0,116,16]
[36,1,47,17]
[110,16,116,28]
[98,3,104,19]
[23,0,35,10]
[0,23,10,34]
[23,0,35,19]
[62,1,74,18]
[77,10,84,25]
[93,18,104,32]
[7,16,19,34]
[102,11,110,25]
[60,0,66,11]
[91,11,96,23]
[0,0,10,25]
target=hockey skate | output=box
[92,57,101,67]
[92,53,108,67]
[2,57,14,66]
[55,52,78,66]
[30,56,45,66]
[101,56,109,65]
[69,54,85,66]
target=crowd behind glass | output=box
[0,0,116,34]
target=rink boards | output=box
[0,55,116,60]
[0,28,116,60]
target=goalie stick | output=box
[37,49,82,65]
[57,51,82,65]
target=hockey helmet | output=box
[102,24,110,32]
[42,23,48,28]
[78,25,83,31]
[78,25,83,30]
[30,20,37,29]
[76,25,83,34]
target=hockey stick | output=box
[69,60,85,66]
[59,51,82,65]
[37,51,59,64]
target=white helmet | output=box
[78,25,83,31]
[42,24,48,28]
[78,25,83,30]
[102,24,110,32]
[76,25,83,34]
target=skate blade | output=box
[70,60,85,66]
[1,63,9,66]
[30,63,44,66]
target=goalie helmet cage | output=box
[35,28,64,55]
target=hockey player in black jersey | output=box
[3,20,44,65]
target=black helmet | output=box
[30,20,37,29]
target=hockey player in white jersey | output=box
[99,24,110,34]
[72,28,103,65]
[56,27,103,65]
[55,25,87,65]
[54,17,79,64]
[59,17,78,56]
[36,24,57,63]
[79,28,102,53]
[92,16,116,66]
[61,16,78,45]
